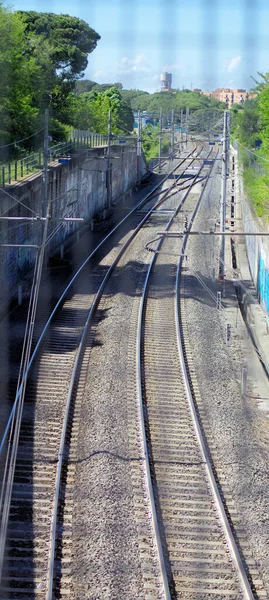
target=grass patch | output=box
[243,166,269,218]
[142,134,170,164]
[235,143,269,219]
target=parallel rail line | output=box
[136,150,263,599]
[0,145,200,599]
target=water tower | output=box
[160,72,172,91]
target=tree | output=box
[15,11,101,128]
[122,89,224,115]
[239,104,260,146]
[74,80,98,94]
[17,12,100,81]
[0,6,102,154]
[0,4,39,157]
[120,89,150,109]
[257,73,269,149]
[75,80,124,95]
[73,87,134,134]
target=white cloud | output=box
[162,63,181,71]
[93,70,108,79]
[118,54,151,75]
[227,56,241,72]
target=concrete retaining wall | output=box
[242,195,269,316]
[0,144,147,308]
[232,140,269,318]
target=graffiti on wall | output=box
[257,251,269,315]
[0,146,146,305]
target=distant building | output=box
[199,88,256,108]
[161,72,172,92]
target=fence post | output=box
[15,161,18,181]
[2,166,5,187]
[8,163,11,184]
[20,159,23,178]
[26,157,29,174]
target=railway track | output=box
[0,144,202,599]
[136,153,266,598]
[2,138,263,599]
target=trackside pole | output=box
[219,110,230,279]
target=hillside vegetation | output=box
[0,6,101,157]
[75,81,225,115]
[231,75,269,218]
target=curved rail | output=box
[175,161,256,600]
[45,147,200,600]
[136,149,211,598]
[0,146,197,459]
[0,145,201,597]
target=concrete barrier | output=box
[0,145,147,310]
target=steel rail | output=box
[0,146,196,598]
[0,167,56,580]
[0,146,197,461]
[175,159,256,600]
[45,143,200,600]
[135,148,212,599]
[0,146,197,593]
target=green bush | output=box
[243,166,269,218]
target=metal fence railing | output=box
[0,132,108,188]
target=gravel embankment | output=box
[71,208,172,599]
[182,163,269,594]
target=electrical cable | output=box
[0,162,53,583]
[0,128,45,150]
[230,135,269,163]
[0,187,40,217]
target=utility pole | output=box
[42,109,49,219]
[137,109,142,185]
[219,110,230,279]
[158,108,162,173]
[170,109,175,159]
[186,107,189,144]
[107,109,112,209]
[180,109,183,144]
[202,111,205,134]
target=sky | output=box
[10,0,269,93]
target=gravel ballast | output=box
[71,204,173,599]
[182,160,269,594]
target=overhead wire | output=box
[0,158,54,580]
[0,187,40,217]
[230,134,269,163]
[0,128,45,150]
